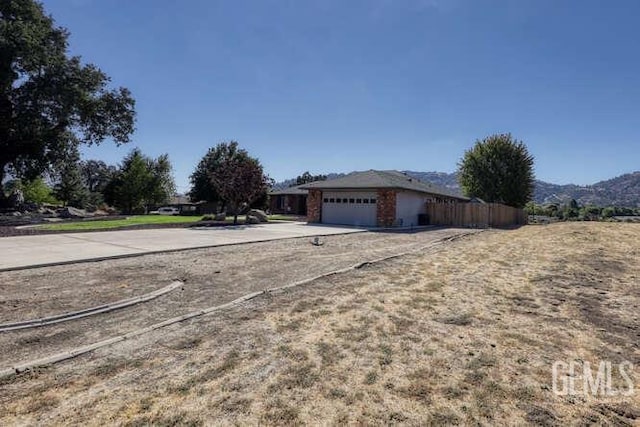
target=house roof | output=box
[299,170,467,200]
[269,184,309,196]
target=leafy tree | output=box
[54,156,88,207]
[208,142,270,224]
[458,133,535,208]
[146,153,176,208]
[0,0,135,206]
[81,160,116,194]
[6,177,57,205]
[79,159,116,209]
[188,143,239,203]
[580,205,601,220]
[601,207,616,218]
[104,149,175,214]
[294,171,327,186]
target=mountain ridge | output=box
[274,170,640,207]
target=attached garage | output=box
[301,170,468,228]
[321,191,377,227]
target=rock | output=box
[214,212,227,221]
[8,189,24,208]
[38,207,57,217]
[248,209,268,222]
[59,206,91,219]
[22,202,38,212]
[245,215,261,224]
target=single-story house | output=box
[164,196,218,216]
[299,170,468,227]
[269,185,308,215]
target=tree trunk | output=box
[233,214,238,225]
[0,164,7,208]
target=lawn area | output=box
[266,214,305,221]
[36,215,206,231]
[35,214,296,231]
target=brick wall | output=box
[307,189,322,223]
[376,189,396,227]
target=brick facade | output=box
[376,189,397,227]
[306,189,322,223]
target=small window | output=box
[370,198,376,204]
[349,198,355,203]
[329,198,335,203]
[363,199,369,204]
[336,198,341,203]
[323,198,328,203]
[356,198,362,203]
[342,198,348,203]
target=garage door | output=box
[322,192,377,227]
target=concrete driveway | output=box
[0,222,364,271]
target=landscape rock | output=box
[248,209,268,222]
[245,215,261,224]
[59,206,92,219]
[214,212,227,221]
[38,207,57,217]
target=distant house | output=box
[269,185,308,215]
[166,195,217,216]
[300,170,467,227]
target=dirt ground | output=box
[1,223,639,425]
[0,228,473,367]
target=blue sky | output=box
[43,0,640,192]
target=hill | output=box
[274,170,640,207]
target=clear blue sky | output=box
[43,0,640,193]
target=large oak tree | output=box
[0,0,135,204]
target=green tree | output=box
[188,143,238,203]
[458,133,535,208]
[80,159,117,209]
[54,157,88,208]
[81,160,116,194]
[0,0,135,206]
[6,177,58,205]
[601,207,615,218]
[563,201,579,219]
[146,153,176,208]
[208,142,270,224]
[104,149,175,214]
[294,171,327,186]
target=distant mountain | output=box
[533,171,640,207]
[274,170,640,207]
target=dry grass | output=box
[1,222,639,425]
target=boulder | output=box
[38,207,57,217]
[59,206,91,219]
[214,212,227,221]
[248,209,268,223]
[245,215,261,224]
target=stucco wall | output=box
[395,190,429,227]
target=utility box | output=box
[418,213,429,225]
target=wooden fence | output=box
[424,202,527,228]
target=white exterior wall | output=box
[395,190,429,227]
[322,191,377,226]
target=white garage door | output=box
[322,192,377,227]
